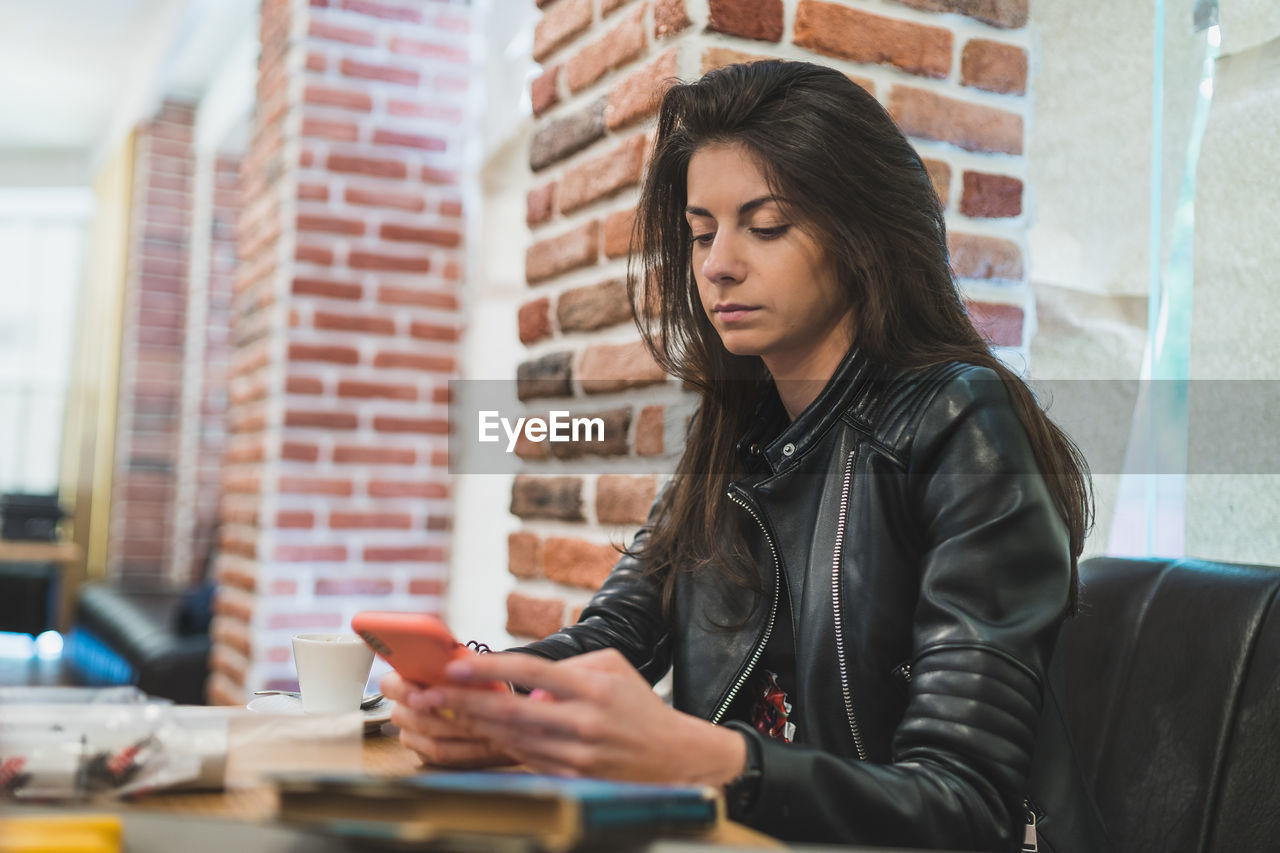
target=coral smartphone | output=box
[351,612,475,686]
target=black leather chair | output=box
[1060,556,1280,852]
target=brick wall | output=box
[171,154,241,585]
[507,0,1033,637]
[108,101,196,582]
[207,0,472,704]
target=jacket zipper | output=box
[711,489,780,726]
[832,450,869,760]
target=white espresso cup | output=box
[291,633,375,713]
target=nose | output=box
[701,232,745,284]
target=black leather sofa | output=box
[1061,556,1280,853]
[63,581,212,705]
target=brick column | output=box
[208,0,472,704]
[108,101,196,582]
[507,0,1033,637]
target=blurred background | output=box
[0,0,1275,703]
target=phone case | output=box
[350,612,471,686]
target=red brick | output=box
[533,0,592,62]
[364,545,446,562]
[390,36,467,62]
[284,409,359,430]
[308,20,376,46]
[368,480,449,499]
[603,208,636,258]
[274,544,348,562]
[506,591,566,639]
[408,578,446,596]
[301,117,359,141]
[297,214,366,236]
[559,134,646,214]
[292,276,363,300]
[349,250,431,273]
[708,0,783,42]
[409,322,461,342]
[315,310,397,335]
[508,532,542,579]
[887,0,1027,30]
[527,183,556,226]
[965,300,1024,347]
[607,49,678,130]
[579,340,667,394]
[304,85,373,112]
[566,6,646,93]
[337,379,418,400]
[960,171,1022,218]
[421,166,458,184]
[340,58,419,87]
[277,510,315,529]
[439,199,463,218]
[330,511,413,529]
[635,404,665,456]
[526,221,600,284]
[306,51,326,72]
[532,65,561,117]
[373,351,455,373]
[655,0,692,39]
[377,285,458,310]
[543,537,618,589]
[340,0,421,22]
[315,577,396,595]
[372,129,447,151]
[282,441,321,462]
[557,279,631,333]
[889,87,1023,155]
[279,475,355,496]
[334,445,416,464]
[700,46,773,73]
[266,612,346,630]
[295,244,335,265]
[795,2,952,79]
[288,342,359,364]
[519,297,553,344]
[327,153,408,178]
[961,39,1028,95]
[596,475,658,525]
[948,233,1023,281]
[380,223,461,246]
[372,415,449,435]
[923,158,952,208]
[286,374,324,395]
[344,185,426,211]
[510,475,584,521]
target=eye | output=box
[749,225,790,240]
[690,232,715,247]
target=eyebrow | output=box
[684,195,782,218]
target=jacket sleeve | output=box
[511,490,673,685]
[738,368,1072,851]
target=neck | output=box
[765,327,855,421]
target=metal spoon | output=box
[253,690,385,710]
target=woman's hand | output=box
[416,649,747,786]
[380,669,518,768]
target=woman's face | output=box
[685,142,853,381]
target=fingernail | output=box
[529,688,552,702]
[445,660,473,679]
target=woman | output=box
[383,61,1109,852]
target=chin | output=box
[716,332,768,358]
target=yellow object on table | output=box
[0,814,121,853]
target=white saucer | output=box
[246,693,393,734]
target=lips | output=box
[713,303,760,323]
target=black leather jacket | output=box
[522,347,1109,851]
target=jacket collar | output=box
[735,344,877,475]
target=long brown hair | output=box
[628,60,1092,613]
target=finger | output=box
[445,653,604,701]
[552,648,633,676]
[397,726,502,768]
[380,670,412,703]
[390,699,478,739]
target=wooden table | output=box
[124,729,782,849]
